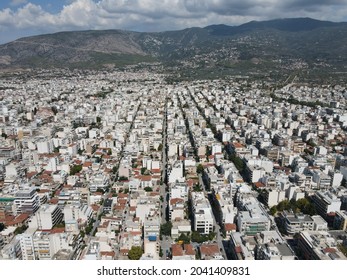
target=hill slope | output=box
[0,17,347,79]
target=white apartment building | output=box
[191,192,214,234]
[63,203,93,229]
[32,204,63,230]
[14,187,40,215]
[312,191,341,218]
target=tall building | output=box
[311,191,341,219]
[191,192,214,234]
[19,229,74,260]
[32,204,63,230]
[14,188,40,215]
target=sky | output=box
[0,0,347,44]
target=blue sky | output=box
[0,0,63,13]
[0,0,347,44]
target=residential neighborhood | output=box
[0,69,347,260]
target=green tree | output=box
[118,176,128,181]
[144,187,153,192]
[14,225,28,235]
[128,246,143,260]
[193,184,202,192]
[208,232,216,241]
[229,154,245,171]
[112,166,118,174]
[70,164,82,175]
[196,164,204,174]
[96,188,105,194]
[304,203,317,216]
[176,233,190,244]
[160,222,172,236]
[270,206,277,216]
[191,231,206,243]
[0,223,5,232]
[277,200,290,211]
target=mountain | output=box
[1,17,347,80]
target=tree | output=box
[176,233,190,244]
[193,184,202,192]
[196,164,204,174]
[96,188,105,194]
[14,225,28,235]
[191,231,204,243]
[160,222,172,236]
[128,246,143,260]
[270,206,277,216]
[191,231,211,243]
[144,187,153,192]
[208,232,216,241]
[0,223,5,232]
[70,164,82,175]
[229,154,245,171]
[277,200,290,212]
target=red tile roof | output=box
[224,223,237,232]
[200,244,220,257]
[254,182,265,188]
[170,198,184,206]
[139,175,152,181]
[172,244,184,256]
[184,244,196,255]
[101,251,115,257]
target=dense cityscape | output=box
[0,68,346,260]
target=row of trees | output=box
[175,231,216,244]
[270,93,330,109]
[270,198,316,216]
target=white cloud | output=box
[0,0,347,43]
[10,0,28,6]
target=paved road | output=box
[198,174,227,260]
[160,94,168,224]
[160,93,171,258]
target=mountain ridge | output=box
[0,17,347,79]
